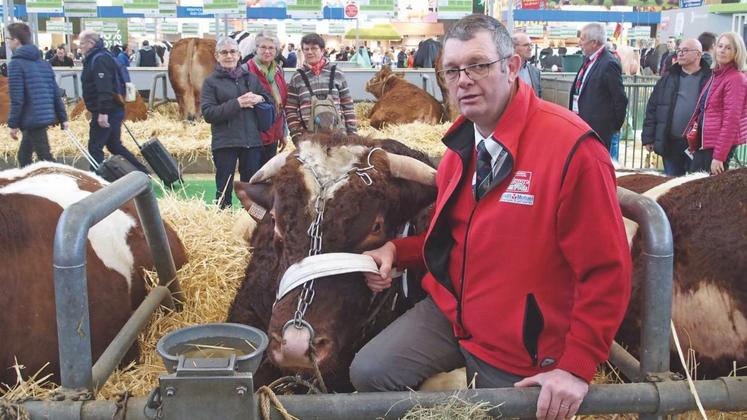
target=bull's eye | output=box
[372,222,382,234]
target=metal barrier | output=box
[148,72,171,111]
[541,74,660,170]
[421,74,435,98]
[53,171,183,392]
[22,185,738,419]
[57,72,81,104]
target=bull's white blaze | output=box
[623,172,709,246]
[296,141,368,207]
[0,166,137,292]
[671,283,747,360]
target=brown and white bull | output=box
[0,162,188,386]
[617,170,747,378]
[0,75,9,125]
[364,66,445,128]
[227,132,437,391]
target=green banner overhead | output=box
[85,19,128,48]
[159,0,178,17]
[128,19,146,33]
[204,0,242,15]
[160,21,178,34]
[64,0,98,17]
[46,21,73,34]
[27,0,62,14]
[437,0,471,19]
[286,0,322,18]
[123,0,159,17]
[328,21,346,34]
[359,0,396,18]
[181,22,200,36]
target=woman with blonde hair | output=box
[686,31,747,174]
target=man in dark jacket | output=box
[79,30,148,172]
[49,44,74,67]
[396,45,407,68]
[697,32,716,67]
[642,39,711,176]
[569,23,628,151]
[133,40,161,67]
[6,23,68,167]
[513,32,542,98]
[284,43,297,68]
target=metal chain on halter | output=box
[289,148,383,328]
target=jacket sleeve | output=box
[51,70,68,124]
[392,233,427,272]
[200,77,241,124]
[285,74,305,143]
[7,61,24,129]
[713,76,747,161]
[554,136,632,382]
[641,77,664,146]
[605,58,628,132]
[335,71,357,135]
[92,55,116,114]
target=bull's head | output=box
[234,132,436,388]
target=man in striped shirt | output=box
[285,33,357,144]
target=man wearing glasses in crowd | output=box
[513,32,542,98]
[642,39,711,176]
[351,14,631,420]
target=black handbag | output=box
[254,100,276,132]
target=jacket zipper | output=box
[455,204,478,339]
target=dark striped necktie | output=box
[474,139,493,201]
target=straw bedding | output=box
[0,103,743,419]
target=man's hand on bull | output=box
[9,128,19,140]
[362,241,397,293]
[514,368,589,420]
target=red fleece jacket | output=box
[393,80,632,382]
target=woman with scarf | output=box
[201,36,273,209]
[686,32,747,174]
[285,33,357,145]
[245,31,288,162]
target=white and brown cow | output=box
[0,162,188,386]
[617,170,747,379]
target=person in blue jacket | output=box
[117,44,131,68]
[6,22,68,167]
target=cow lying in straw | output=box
[364,66,445,129]
[0,163,188,387]
[227,132,438,392]
[617,170,747,379]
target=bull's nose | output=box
[310,336,332,365]
[271,324,314,369]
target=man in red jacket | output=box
[349,14,631,420]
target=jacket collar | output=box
[714,62,738,76]
[12,44,41,61]
[442,79,535,163]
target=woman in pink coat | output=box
[688,32,747,174]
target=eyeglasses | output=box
[218,49,238,56]
[437,57,510,83]
[676,48,699,55]
[516,43,532,48]
[258,45,276,51]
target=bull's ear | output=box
[395,72,405,79]
[234,181,274,222]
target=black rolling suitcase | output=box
[64,130,137,182]
[123,123,182,188]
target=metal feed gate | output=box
[18,173,747,419]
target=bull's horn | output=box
[250,151,291,184]
[385,153,437,186]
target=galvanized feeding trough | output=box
[154,323,268,420]
[18,172,747,420]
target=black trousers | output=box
[212,143,277,209]
[18,127,55,167]
[88,109,148,173]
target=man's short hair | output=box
[78,30,100,45]
[698,32,717,52]
[443,14,513,71]
[287,42,294,50]
[57,44,66,51]
[582,23,606,46]
[7,23,32,45]
[142,40,149,46]
[300,33,325,50]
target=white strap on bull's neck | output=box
[276,253,400,301]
